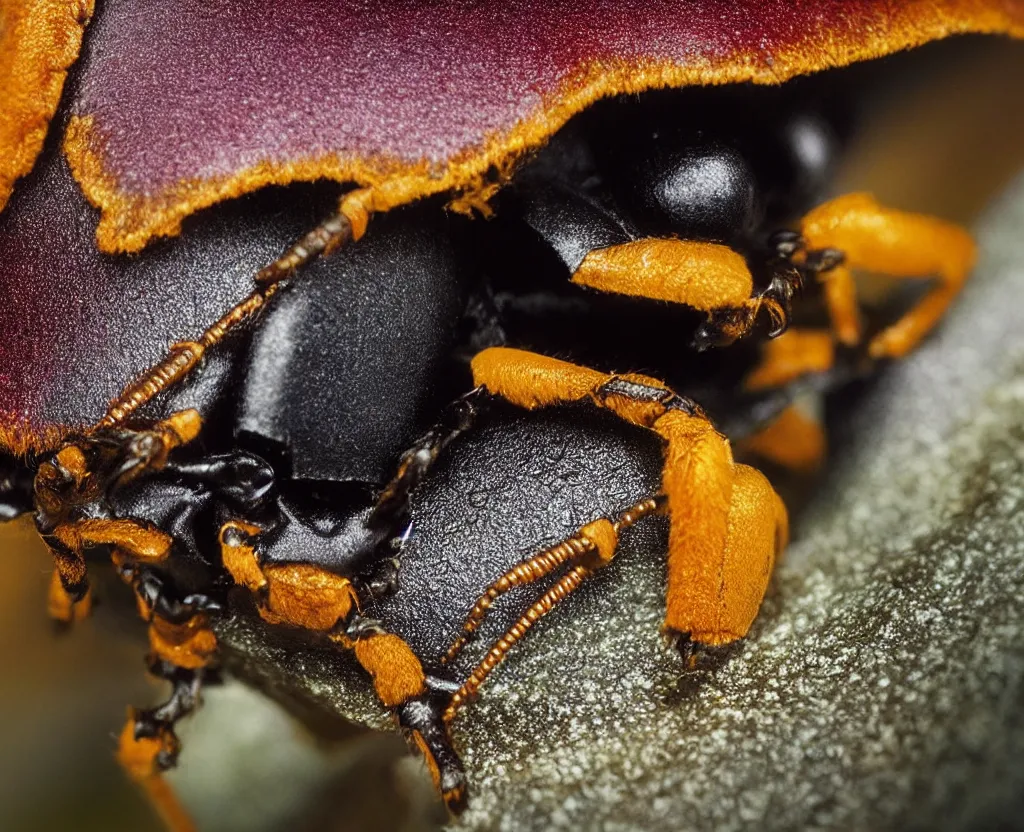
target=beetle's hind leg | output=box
[795,192,976,358]
[470,347,788,663]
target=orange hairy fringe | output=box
[0,0,94,212]
[62,6,1024,254]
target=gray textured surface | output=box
[208,175,1024,831]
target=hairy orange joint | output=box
[219,520,266,592]
[801,192,976,359]
[738,404,826,474]
[350,633,427,708]
[159,409,202,447]
[220,520,360,630]
[339,187,376,241]
[572,239,753,311]
[260,564,359,631]
[653,409,787,646]
[54,518,173,563]
[579,518,619,567]
[54,444,88,484]
[148,615,217,670]
[744,329,835,392]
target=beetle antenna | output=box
[442,497,663,719]
[95,205,362,430]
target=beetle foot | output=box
[397,691,468,814]
[667,631,741,672]
[692,265,800,351]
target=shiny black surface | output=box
[236,203,467,485]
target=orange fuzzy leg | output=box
[472,347,786,650]
[654,410,787,647]
[744,329,835,392]
[53,518,173,564]
[571,239,787,344]
[346,633,428,708]
[470,347,611,410]
[572,239,753,311]
[801,193,975,359]
[117,715,196,832]
[738,405,826,474]
[218,520,468,808]
[471,347,677,428]
[818,264,862,346]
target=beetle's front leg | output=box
[571,238,800,349]
[470,347,789,663]
[33,409,202,617]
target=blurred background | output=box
[1,34,1023,832]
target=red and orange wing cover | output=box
[1,0,1023,451]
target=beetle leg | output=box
[111,560,219,832]
[798,192,976,359]
[743,329,836,393]
[34,411,201,616]
[570,238,799,348]
[736,405,826,474]
[219,520,468,811]
[443,498,661,716]
[471,347,788,658]
[338,617,468,811]
[370,386,488,527]
[728,328,840,474]
[117,660,208,832]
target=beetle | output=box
[2,1,1023,828]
